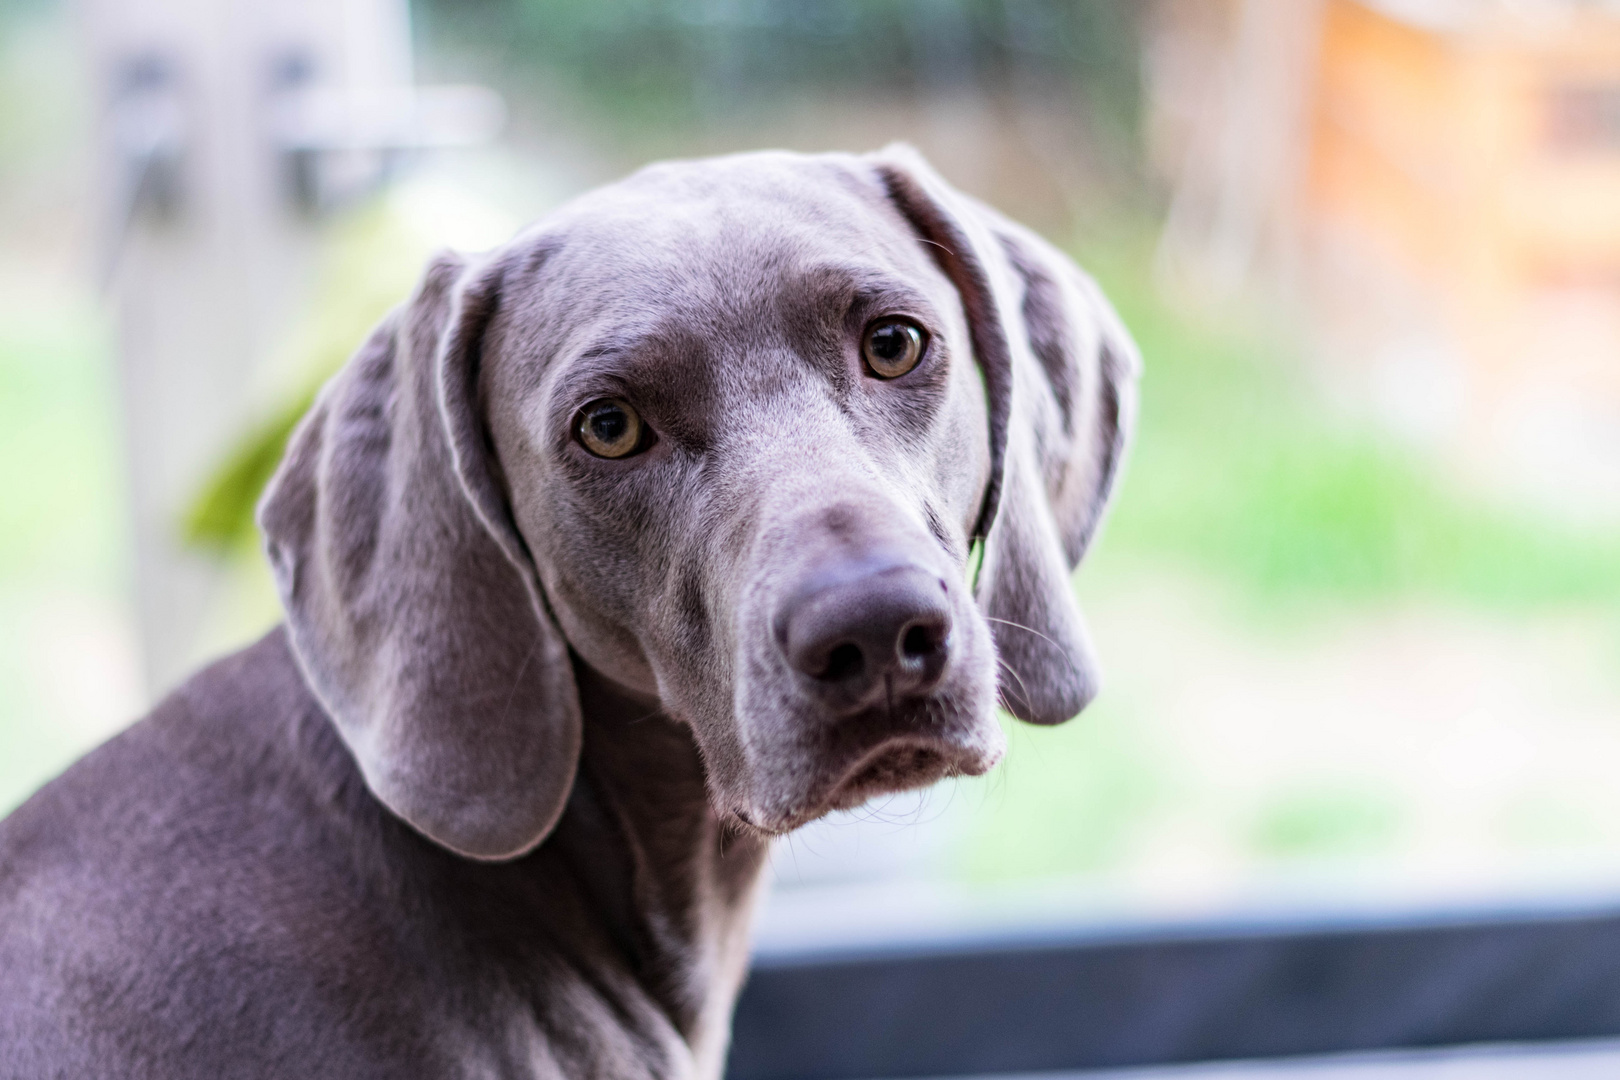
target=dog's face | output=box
[483,157,1001,834]
[261,148,1138,860]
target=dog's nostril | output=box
[823,643,865,683]
[900,622,943,662]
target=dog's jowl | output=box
[0,148,1138,1079]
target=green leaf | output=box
[182,385,318,552]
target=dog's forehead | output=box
[585,153,903,247]
[483,153,970,430]
[522,153,941,316]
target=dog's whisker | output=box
[994,654,1034,712]
[984,616,1090,683]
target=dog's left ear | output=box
[871,146,1141,725]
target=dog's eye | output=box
[862,319,925,379]
[575,398,646,459]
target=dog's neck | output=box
[294,632,771,1077]
[557,660,772,1076]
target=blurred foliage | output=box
[417,0,1143,146]
[183,389,316,552]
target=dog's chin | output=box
[820,739,966,812]
[737,703,1004,836]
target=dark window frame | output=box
[728,897,1620,1079]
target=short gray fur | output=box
[0,147,1138,1078]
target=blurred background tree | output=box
[416,0,1143,159]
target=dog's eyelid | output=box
[846,286,935,321]
[870,311,932,337]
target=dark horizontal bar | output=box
[726,903,1620,1080]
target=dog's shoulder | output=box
[0,628,466,1078]
[0,626,355,900]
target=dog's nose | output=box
[777,565,952,713]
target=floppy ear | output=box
[871,146,1141,725]
[258,250,581,860]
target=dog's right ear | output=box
[258,250,581,861]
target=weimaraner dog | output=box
[0,147,1137,1078]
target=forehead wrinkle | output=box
[542,224,801,354]
[541,162,946,340]
[561,169,904,283]
[540,150,944,288]
[793,262,936,311]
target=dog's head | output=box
[258,148,1139,860]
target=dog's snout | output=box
[777,566,952,713]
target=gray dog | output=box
[0,147,1137,1078]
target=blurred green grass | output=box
[1250,785,1406,859]
[1085,233,1620,612]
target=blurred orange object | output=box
[1153,0,1620,515]
[1310,0,1620,500]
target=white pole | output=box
[82,0,415,695]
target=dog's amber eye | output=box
[576,398,645,459]
[862,319,925,379]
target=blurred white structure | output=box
[83,0,500,694]
[1151,0,1325,297]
